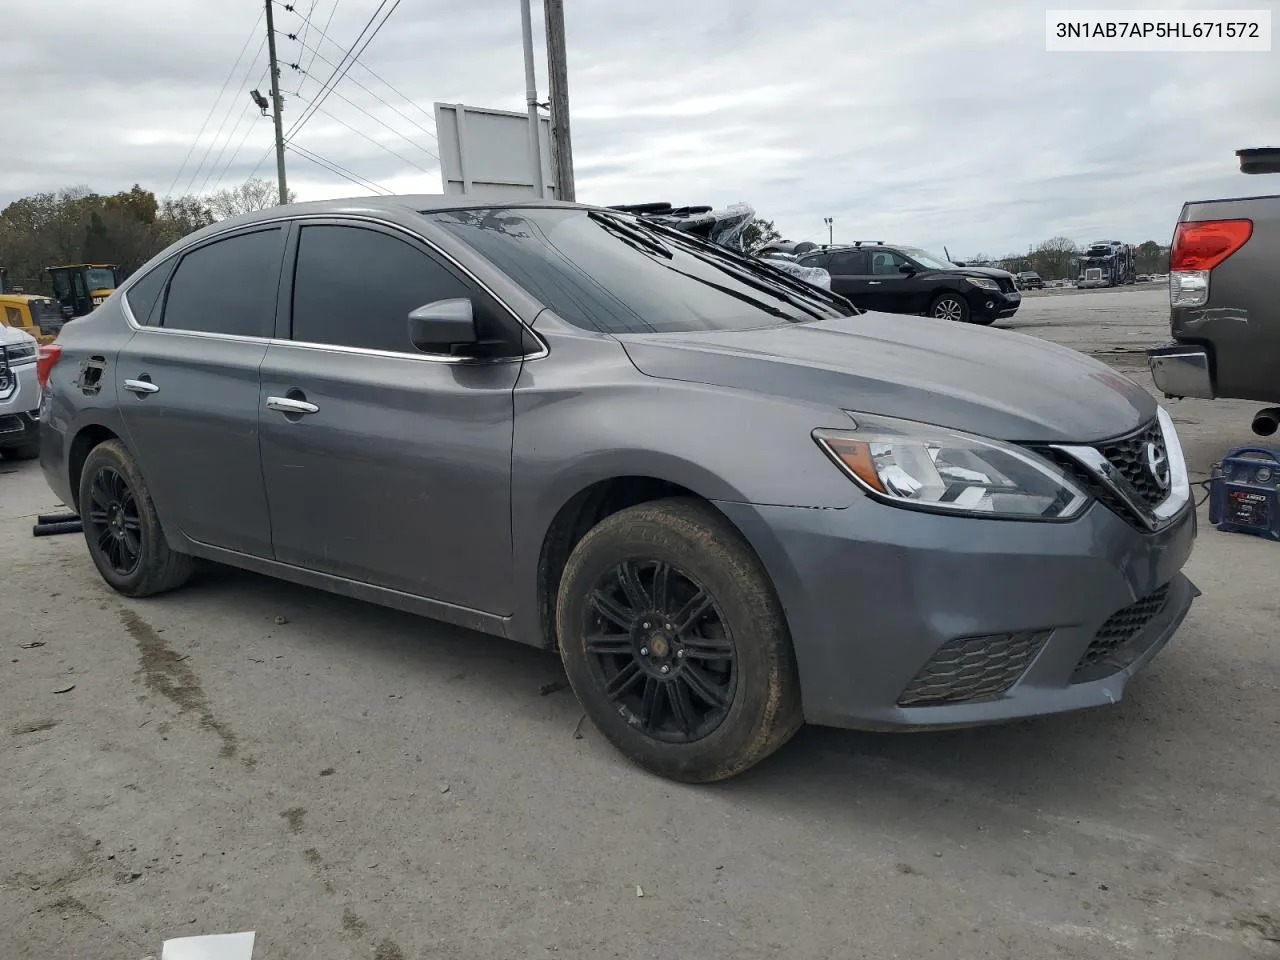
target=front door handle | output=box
[867,281,882,285]
[266,395,319,415]
[123,378,159,395]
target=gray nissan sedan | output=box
[37,198,1198,782]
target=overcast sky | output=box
[2,0,1276,255]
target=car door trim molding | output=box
[118,212,549,365]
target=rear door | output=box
[115,225,284,558]
[824,250,875,307]
[258,219,524,614]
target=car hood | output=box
[617,311,1155,443]
[0,324,36,347]
[947,266,1015,280]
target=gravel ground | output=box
[2,286,1278,960]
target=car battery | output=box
[1208,446,1280,541]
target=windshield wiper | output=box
[587,210,673,259]
[634,217,858,319]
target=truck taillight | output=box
[36,344,62,388]
[1170,219,1252,272]
[1169,219,1252,308]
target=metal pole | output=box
[264,0,289,204]
[520,0,545,198]
[543,0,574,201]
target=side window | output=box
[5,306,21,324]
[50,271,71,301]
[160,228,283,338]
[123,262,172,326]
[72,271,88,301]
[798,254,827,269]
[870,250,910,276]
[827,250,868,275]
[290,224,513,354]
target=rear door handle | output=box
[266,396,319,415]
[123,378,159,395]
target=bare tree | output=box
[1030,236,1079,280]
[205,177,296,221]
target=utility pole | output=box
[824,217,833,245]
[264,0,289,205]
[519,0,545,198]
[543,0,574,201]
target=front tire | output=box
[929,293,970,323]
[78,440,192,597]
[557,498,803,783]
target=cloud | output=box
[0,0,1276,255]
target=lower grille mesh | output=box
[898,631,1050,707]
[1071,584,1171,683]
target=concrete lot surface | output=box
[2,287,1278,959]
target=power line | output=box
[166,10,265,198]
[286,142,391,194]
[286,0,402,141]
[183,34,269,197]
[312,105,433,174]
[299,0,341,93]
[284,33,438,153]
[283,6,437,138]
[293,0,319,93]
[205,68,273,193]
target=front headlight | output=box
[814,414,1090,520]
[965,277,1000,291]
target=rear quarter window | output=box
[123,262,173,326]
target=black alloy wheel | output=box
[85,466,143,577]
[583,559,736,743]
[556,498,803,782]
[77,439,192,597]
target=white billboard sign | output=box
[433,102,556,199]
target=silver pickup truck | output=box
[1148,148,1280,436]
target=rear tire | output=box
[78,440,192,598]
[556,497,803,783]
[0,443,39,461]
[929,293,970,323]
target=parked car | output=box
[0,323,40,460]
[39,197,1198,782]
[1148,147,1280,436]
[797,243,1021,324]
[1017,271,1045,290]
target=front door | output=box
[115,225,284,558]
[258,221,523,615]
[864,249,925,312]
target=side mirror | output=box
[408,298,476,353]
[898,264,917,276]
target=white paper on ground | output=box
[161,931,255,960]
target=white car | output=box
[0,323,41,460]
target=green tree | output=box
[739,217,782,255]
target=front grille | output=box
[997,277,1016,293]
[897,630,1050,706]
[1098,419,1167,508]
[1034,418,1171,529]
[0,414,23,435]
[1071,584,1171,683]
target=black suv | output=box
[797,243,1021,325]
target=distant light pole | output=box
[823,217,833,245]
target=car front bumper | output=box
[715,496,1197,731]
[968,289,1020,318]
